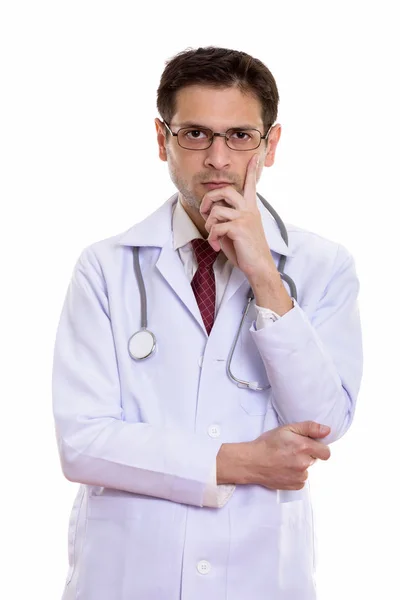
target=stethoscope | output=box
[128,193,297,391]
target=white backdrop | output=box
[1,1,399,598]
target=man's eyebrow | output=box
[172,122,208,129]
[173,121,261,130]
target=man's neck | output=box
[179,195,208,239]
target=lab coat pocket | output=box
[65,486,85,586]
[239,388,271,416]
[76,496,129,599]
[228,500,315,598]
[77,494,182,600]
[278,499,316,594]
[227,502,281,596]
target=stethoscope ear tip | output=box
[237,381,260,390]
[248,381,260,390]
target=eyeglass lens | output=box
[177,127,261,150]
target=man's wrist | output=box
[249,270,293,316]
[216,442,252,485]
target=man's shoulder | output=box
[80,195,178,262]
[66,228,134,286]
[286,222,354,269]
[77,227,134,262]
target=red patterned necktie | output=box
[191,238,220,335]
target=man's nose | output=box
[203,136,232,170]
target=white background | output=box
[1,1,399,598]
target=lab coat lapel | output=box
[118,194,207,334]
[219,266,249,310]
[155,240,206,333]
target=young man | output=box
[53,47,363,600]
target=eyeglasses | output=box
[163,122,272,151]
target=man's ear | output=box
[155,118,168,162]
[264,124,282,167]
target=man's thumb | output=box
[289,421,331,438]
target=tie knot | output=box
[191,238,220,270]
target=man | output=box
[52,47,363,599]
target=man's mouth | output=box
[202,182,232,189]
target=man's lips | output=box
[202,182,232,189]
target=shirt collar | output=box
[117,192,293,258]
[172,196,205,251]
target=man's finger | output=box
[204,206,240,232]
[207,221,232,252]
[200,187,240,220]
[309,442,331,462]
[288,421,331,439]
[243,154,259,202]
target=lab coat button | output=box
[208,424,221,438]
[197,560,211,575]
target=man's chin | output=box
[178,193,201,211]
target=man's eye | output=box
[231,131,251,140]
[186,129,207,139]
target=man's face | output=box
[155,85,281,210]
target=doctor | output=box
[52,46,363,600]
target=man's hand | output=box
[217,421,331,490]
[199,154,293,315]
[200,154,274,280]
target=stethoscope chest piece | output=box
[128,329,156,360]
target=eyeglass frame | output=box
[163,121,273,151]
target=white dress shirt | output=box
[172,197,281,507]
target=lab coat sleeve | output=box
[254,305,281,329]
[204,464,236,507]
[52,248,224,508]
[249,245,363,444]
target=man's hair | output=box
[156,46,279,133]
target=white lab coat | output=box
[52,193,363,600]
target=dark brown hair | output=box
[156,46,279,133]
